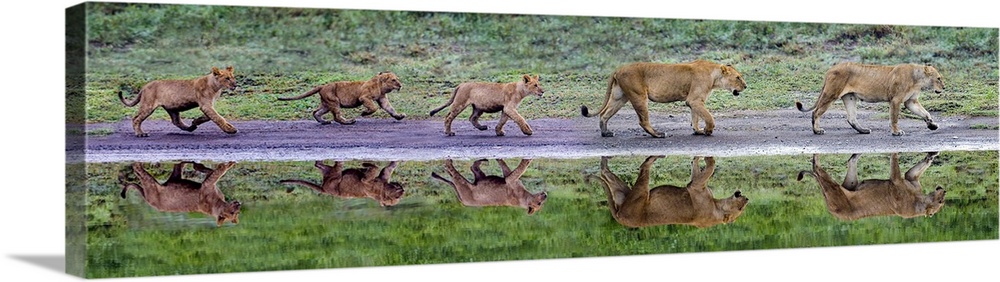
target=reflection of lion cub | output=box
[280,160,405,207]
[795,62,945,136]
[599,156,749,228]
[120,161,241,227]
[278,72,405,124]
[430,159,548,215]
[119,66,239,137]
[797,152,946,221]
[428,75,545,136]
[581,60,747,138]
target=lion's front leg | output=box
[904,98,938,131]
[377,96,406,120]
[199,103,237,134]
[687,100,714,136]
[359,96,379,116]
[502,107,533,136]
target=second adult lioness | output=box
[119,66,239,137]
[581,60,747,138]
[796,62,945,136]
[278,71,405,124]
[797,152,946,220]
[428,74,545,136]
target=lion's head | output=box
[377,182,405,207]
[211,66,238,91]
[920,64,945,94]
[376,71,403,93]
[718,64,748,96]
[526,191,548,215]
[718,190,749,223]
[519,74,545,97]
[215,200,241,226]
[922,186,947,217]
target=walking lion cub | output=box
[429,75,545,136]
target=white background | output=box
[0,0,997,281]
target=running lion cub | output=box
[429,75,545,136]
[119,66,239,137]
[431,159,548,215]
[280,160,405,207]
[598,156,749,228]
[278,72,406,124]
[120,161,242,227]
[797,152,946,220]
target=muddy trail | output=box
[79,109,999,162]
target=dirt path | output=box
[80,109,998,162]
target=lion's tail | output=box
[428,86,460,116]
[119,85,141,107]
[279,179,322,193]
[795,81,824,112]
[796,170,815,181]
[429,172,453,185]
[581,74,617,117]
[278,86,322,101]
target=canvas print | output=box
[65,2,999,279]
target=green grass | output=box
[80,3,999,124]
[82,151,998,278]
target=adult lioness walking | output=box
[429,74,545,136]
[119,66,239,137]
[581,60,747,138]
[795,62,944,136]
[278,71,405,124]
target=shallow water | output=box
[81,151,998,278]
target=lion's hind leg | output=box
[598,88,628,137]
[842,94,871,134]
[312,105,333,125]
[167,110,197,132]
[469,108,488,130]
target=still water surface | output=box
[82,151,998,278]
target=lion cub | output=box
[120,161,241,227]
[280,160,405,207]
[796,62,944,136]
[278,72,406,124]
[797,152,946,220]
[430,159,548,215]
[119,66,239,137]
[429,74,545,136]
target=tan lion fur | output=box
[120,161,241,227]
[119,66,239,137]
[278,71,405,124]
[430,159,548,215]
[429,74,545,136]
[796,62,945,136]
[581,60,747,138]
[280,160,405,207]
[797,152,946,221]
[598,156,749,228]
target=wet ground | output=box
[80,109,999,162]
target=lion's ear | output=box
[523,74,531,83]
[535,75,540,81]
[211,67,221,75]
[226,66,234,72]
[720,66,730,74]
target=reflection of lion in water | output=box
[120,161,241,227]
[430,159,547,215]
[795,62,945,136]
[581,60,747,138]
[797,152,946,220]
[599,156,748,228]
[280,160,405,207]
